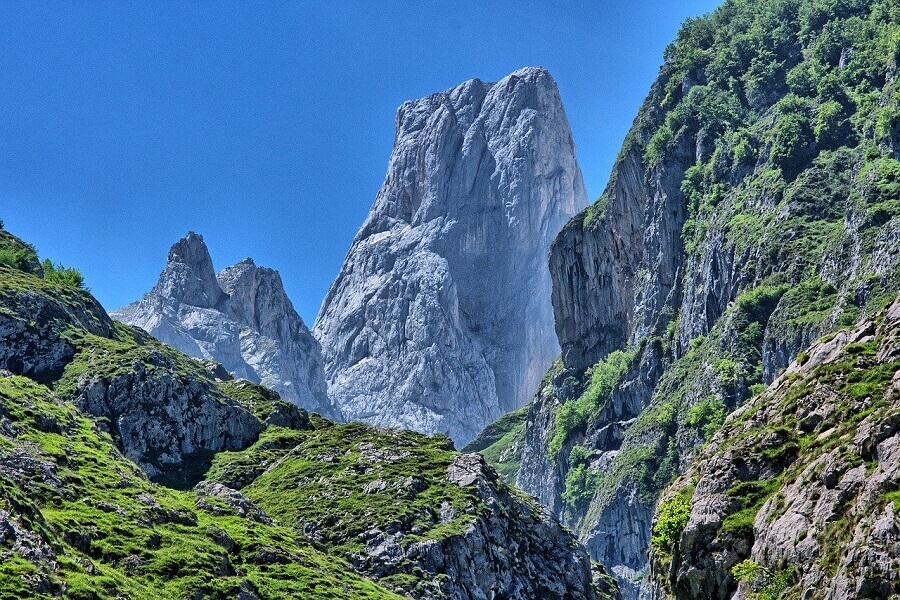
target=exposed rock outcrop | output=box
[113,233,335,417]
[314,66,587,445]
[354,453,609,600]
[650,297,900,599]
[473,4,900,598]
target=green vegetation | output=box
[0,230,40,275]
[884,490,900,508]
[462,405,528,484]
[650,486,693,554]
[685,396,726,441]
[241,422,475,554]
[0,229,88,290]
[561,445,600,509]
[0,375,403,600]
[41,259,86,289]
[732,560,795,600]
[549,347,638,460]
[720,477,783,536]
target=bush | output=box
[732,560,794,600]
[732,559,763,582]
[0,238,39,274]
[736,285,789,324]
[0,246,34,271]
[42,259,86,289]
[549,348,638,460]
[651,488,693,553]
[814,100,853,149]
[562,446,601,509]
[770,105,814,177]
[686,397,727,441]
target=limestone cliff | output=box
[112,232,335,418]
[314,66,587,445]
[473,2,900,598]
[650,297,900,599]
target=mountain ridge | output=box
[112,232,336,418]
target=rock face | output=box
[71,329,265,477]
[471,3,900,598]
[314,66,587,445]
[112,232,335,417]
[230,418,618,600]
[650,297,900,599]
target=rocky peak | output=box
[155,232,226,310]
[314,66,587,445]
[112,234,335,417]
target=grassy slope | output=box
[0,260,405,598]
[0,375,401,600]
[462,405,528,485]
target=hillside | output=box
[650,295,900,598]
[0,226,616,599]
[470,0,900,596]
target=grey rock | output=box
[314,67,587,446]
[354,452,606,600]
[194,481,273,524]
[0,278,114,378]
[650,300,900,599]
[112,232,335,417]
[72,345,264,476]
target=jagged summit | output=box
[314,66,587,445]
[155,231,226,309]
[113,232,335,417]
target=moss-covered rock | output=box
[650,296,900,599]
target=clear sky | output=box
[1,0,721,324]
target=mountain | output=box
[468,1,900,597]
[650,295,900,599]
[0,225,618,599]
[112,232,336,418]
[314,66,587,446]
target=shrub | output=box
[733,560,795,600]
[0,242,39,274]
[686,397,727,441]
[42,259,86,289]
[814,100,852,149]
[562,446,601,509]
[651,488,693,553]
[549,348,638,460]
[732,559,764,582]
[769,96,815,177]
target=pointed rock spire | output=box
[154,232,226,309]
[112,233,336,417]
[314,66,587,445]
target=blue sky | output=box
[1,0,721,324]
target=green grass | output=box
[243,422,478,555]
[720,477,783,537]
[0,375,404,599]
[462,405,528,484]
